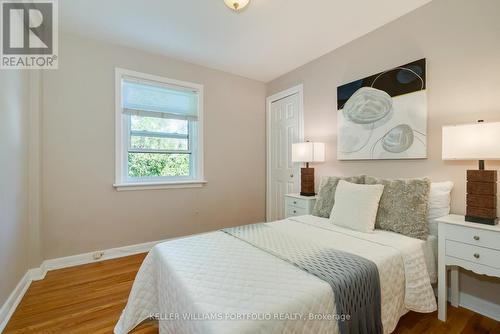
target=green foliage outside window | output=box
[128,116,190,178]
[128,153,190,177]
[131,115,188,134]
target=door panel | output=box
[268,92,301,221]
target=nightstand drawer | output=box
[286,205,307,217]
[285,196,307,209]
[284,194,316,218]
[446,240,500,269]
[446,224,500,251]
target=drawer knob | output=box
[293,210,297,214]
[473,253,480,259]
[473,235,480,241]
[293,201,297,204]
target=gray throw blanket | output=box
[222,223,382,334]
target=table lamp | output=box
[292,142,325,196]
[442,121,500,225]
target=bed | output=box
[114,214,438,334]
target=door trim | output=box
[265,84,304,222]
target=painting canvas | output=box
[337,59,427,160]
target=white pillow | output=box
[329,180,385,233]
[427,181,454,236]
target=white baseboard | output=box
[37,239,165,280]
[0,271,32,333]
[436,286,500,322]
[458,291,500,321]
[0,238,166,333]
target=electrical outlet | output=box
[93,251,104,260]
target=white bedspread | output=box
[114,215,437,334]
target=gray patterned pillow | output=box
[364,176,431,240]
[312,175,365,218]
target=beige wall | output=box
[267,0,500,306]
[42,34,266,259]
[0,71,30,306]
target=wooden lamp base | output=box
[466,169,498,225]
[300,167,315,196]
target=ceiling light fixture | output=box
[224,0,250,12]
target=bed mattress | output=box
[115,215,437,334]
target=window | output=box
[114,68,205,190]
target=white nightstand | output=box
[436,214,500,321]
[284,194,317,218]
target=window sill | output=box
[113,180,207,191]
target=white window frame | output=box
[114,68,206,191]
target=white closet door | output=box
[267,92,301,221]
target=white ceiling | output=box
[60,0,432,82]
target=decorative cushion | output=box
[329,180,385,233]
[427,181,454,236]
[312,175,366,218]
[364,176,431,240]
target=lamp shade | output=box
[442,122,500,160]
[292,142,325,163]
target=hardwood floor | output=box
[4,253,499,334]
[3,254,156,334]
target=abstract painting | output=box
[337,59,427,160]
